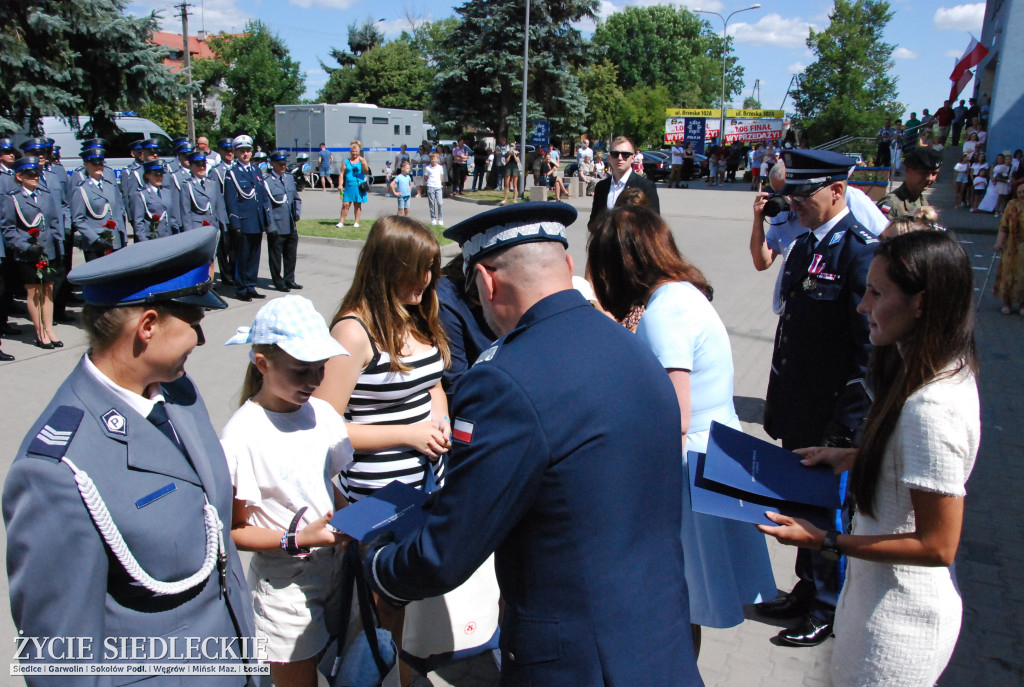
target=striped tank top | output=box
[339,316,445,501]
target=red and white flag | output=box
[452,418,475,444]
[949,68,974,102]
[949,35,989,84]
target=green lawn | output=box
[297,219,451,244]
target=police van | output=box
[274,103,434,183]
[13,114,173,177]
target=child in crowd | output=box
[971,167,989,213]
[954,153,971,208]
[425,152,445,226]
[221,295,353,687]
[389,160,417,217]
[383,161,393,196]
[708,151,719,187]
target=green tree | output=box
[574,59,628,145]
[620,85,674,149]
[591,6,742,108]
[743,96,762,109]
[195,21,304,149]
[0,0,185,136]
[318,20,388,103]
[792,0,901,144]
[342,42,432,110]
[431,0,598,140]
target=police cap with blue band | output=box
[269,150,288,162]
[20,138,47,153]
[779,149,856,196]
[138,138,160,151]
[82,148,106,163]
[187,151,207,165]
[129,139,144,152]
[170,136,190,149]
[143,160,166,175]
[0,138,15,153]
[68,226,227,309]
[13,157,41,174]
[216,138,233,150]
[175,142,194,156]
[80,138,107,152]
[444,201,576,277]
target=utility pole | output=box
[176,2,196,142]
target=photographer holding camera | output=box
[751,160,888,315]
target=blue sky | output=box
[129,0,987,120]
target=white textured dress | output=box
[831,365,980,687]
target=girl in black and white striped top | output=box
[315,215,452,502]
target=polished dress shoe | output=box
[756,593,810,620]
[286,281,303,290]
[50,340,64,348]
[0,349,14,361]
[273,283,291,292]
[776,615,833,647]
[249,290,266,299]
[235,291,252,302]
[35,339,55,350]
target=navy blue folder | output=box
[688,422,842,529]
[330,480,430,543]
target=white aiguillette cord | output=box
[60,457,225,596]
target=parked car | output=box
[641,150,671,181]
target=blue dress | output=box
[342,157,368,203]
[637,281,778,628]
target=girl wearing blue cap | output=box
[222,295,354,687]
[0,156,65,348]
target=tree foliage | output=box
[194,20,304,148]
[332,41,432,110]
[792,0,901,144]
[0,0,185,137]
[430,0,598,139]
[591,6,742,108]
[574,59,627,145]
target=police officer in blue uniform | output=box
[120,139,162,220]
[364,202,703,686]
[224,135,269,302]
[0,137,18,195]
[70,139,118,188]
[4,227,257,682]
[70,148,128,261]
[758,149,876,647]
[131,161,180,241]
[210,139,236,287]
[166,137,191,176]
[263,150,302,292]
[180,151,227,233]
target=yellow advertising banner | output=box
[665,108,721,118]
[726,109,785,118]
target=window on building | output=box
[349,116,366,124]
[373,117,388,125]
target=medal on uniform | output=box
[804,253,825,291]
[803,276,817,291]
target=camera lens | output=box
[763,195,791,218]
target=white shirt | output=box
[425,163,444,188]
[221,397,353,533]
[576,145,593,166]
[83,354,162,418]
[606,169,633,209]
[811,207,851,244]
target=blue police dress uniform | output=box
[0,164,16,195]
[180,173,227,232]
[763,210,875,625]
[435,276,495,398]
[120,161,143,214]
[0,186,64,267]
[369,289,703,687]
[71,178,127,259]
[4,363,257,683]
[131,184,180,241]
[262,169,301,290]
[210,162,236,286]
[70,165,118,189]
[224,164,269,297]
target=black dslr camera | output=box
[763,193,791,218]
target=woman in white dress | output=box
[587,206,777,654]
[759,230,980,687]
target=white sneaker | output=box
[437,220,444,227]
[335,222,344,228]
[353,222,359,228]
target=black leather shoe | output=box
[273,283,290,292]
[235,291,252,302]
[0,349,14,361]
[249,290,266,299]
[35,339,55,350]
[756,594,810,620]
[286,282,303,290]
[50,340,64,348]
[776,615,833,647]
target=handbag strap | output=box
[347,540,392,678]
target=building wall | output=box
[981,0,1024,158]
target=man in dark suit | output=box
[366,202,702,686]
[263,151,302,291]
[588,135,660,228]
[757,149,876,648]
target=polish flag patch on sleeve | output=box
[452,418,475,444]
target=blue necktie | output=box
[147,402,185,456]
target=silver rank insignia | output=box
[803,276,817,291]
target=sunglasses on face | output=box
[608,150,634,159]
[787,184,829,203]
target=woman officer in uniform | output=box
[4,227,256,681]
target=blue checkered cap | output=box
[224,295,349,362]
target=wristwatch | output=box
[821,529,842,562]
[281,506,310,556]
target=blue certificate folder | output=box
[688,421,842,529]
[330,481,429,543]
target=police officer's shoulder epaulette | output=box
[26,405,85,460]
[850,225,879,245]
[472,342,502,367]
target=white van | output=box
[13,115,173,177]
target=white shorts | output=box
[247,547,344,662]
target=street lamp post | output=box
[519,0,530,198]
[696,4,761,150]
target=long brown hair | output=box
[852,231,977,516]
[238,344,284,407]
[587,205,712,321]
[332,215,450,372]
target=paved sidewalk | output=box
[0,158,1018,686]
